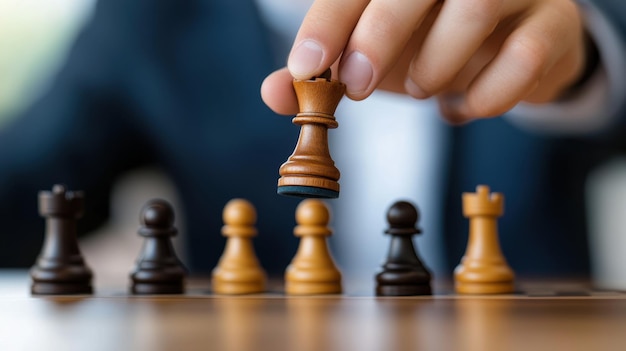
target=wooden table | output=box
[2,270,626,351]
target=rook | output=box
[30,184,93,295]
[454,185,515,294]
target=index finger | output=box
[287,0,368,80]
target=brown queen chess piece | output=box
[277,68,345,199]
[454,185,515,294]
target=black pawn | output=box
[130,199,186,294]
[30,184,93,295]
[375,201,432,296]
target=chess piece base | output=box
[31,282,92,295]
[211,280,265,295]
[455,281,515,294]
[131,283,184,295]
[376,284,431,296]
[277,185,338,199]
[211,266,266,295]
[285,281,342,295]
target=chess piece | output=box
[376,201,432,296]
[30,184,93,295]
[454,185,515,294]
[285,199,342,294]
[211,199,267,294]
[130,199,186,294]
[277,68,345,199]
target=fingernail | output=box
[404,78,427,99]
[341,51,373,95]
[288,40,324,78]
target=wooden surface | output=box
[2,270,626,351]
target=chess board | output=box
[12,186,626,350]
[2,270,626,351]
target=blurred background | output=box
[0,0,450,290]
[0,0,95,127]
[0,0,183,288]
[1,0,625,292]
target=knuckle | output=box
[465,95,508,118]
[408,64,450,96]
[468,104,503,118]
[460,0,503,24]
[506,34,549,80]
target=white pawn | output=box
[285,199,342,295]
[211,199,266,294]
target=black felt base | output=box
[131,283,184,295]
[376,284,432,296]
[277,185,339,199]
[31,282,93,295]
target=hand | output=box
[261,0,587,124]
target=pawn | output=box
[211,199,267,294]
[285,199,342,295]
[454,185,515,294]
[375,201,431,296]
[30,184,93,295]
[130,199,186,294]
